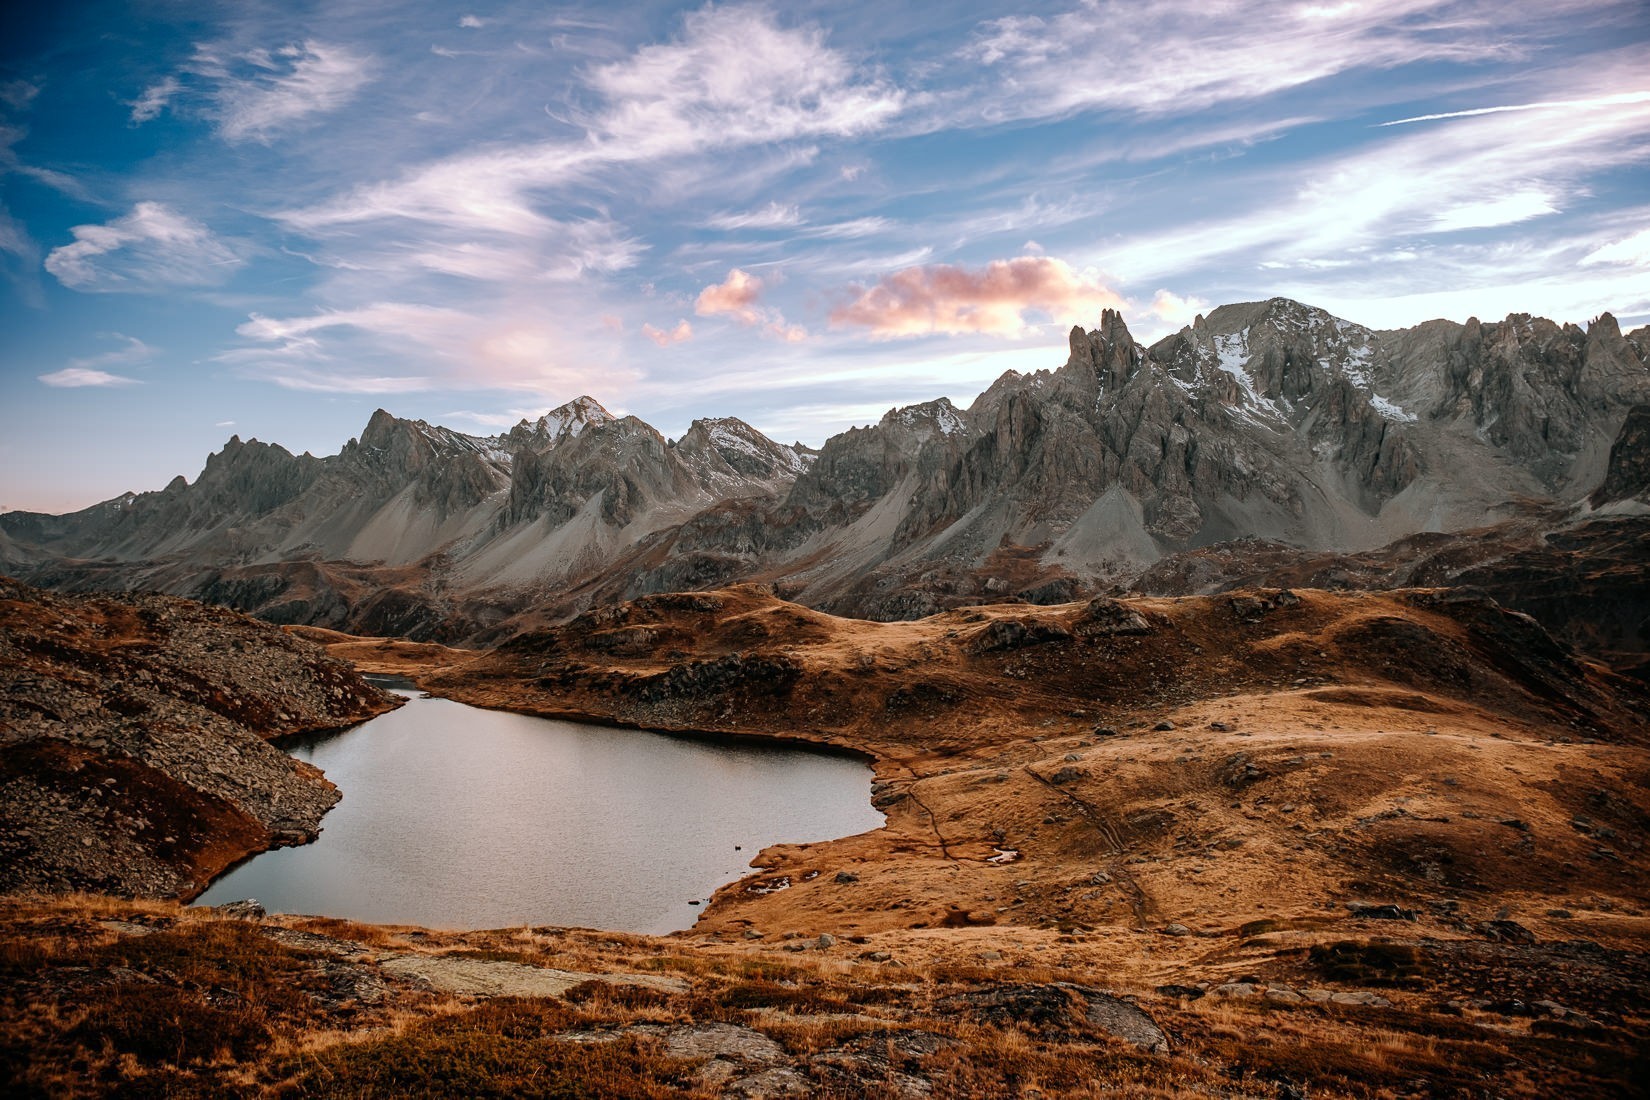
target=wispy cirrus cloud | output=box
[280,6,900,237]
[229,300,640,395]
[1583,227,1650,267]
[1380,89,1650,126]
[44,202,242,292]
[706,202,803,231]
[133,40,374,142]
[39,335,154,387]
[38,367,140,388]
[127,76,181,123]
[959,0,1608,122]
[830,255,1123,337]
[0,81,40,111]
[1096,61,1650,284]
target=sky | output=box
[2,1,1648,514]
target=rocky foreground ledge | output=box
[0,577,400,899]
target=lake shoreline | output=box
[196,688,884,934]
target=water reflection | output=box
[198,690,882,933]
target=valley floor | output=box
[5,584,1648,1097]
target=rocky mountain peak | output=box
[542,395,615,438]
[675,417,808,483]
[359,408,400,450]
[879,397,970,441]
[1065,309,1143,391]
[504,396,617,455]
[1589,312,1622,340]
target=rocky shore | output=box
[0,577,399,899]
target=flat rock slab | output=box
[663,1022,787,1064]
[379,954,687,998]
[936,982,1168,1052]
[262,926,375,957]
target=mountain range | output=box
[5,296,1647,664]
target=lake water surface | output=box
[196,688,882,933]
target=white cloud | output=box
[231,300,641,395]
[190,40,375,143]
[1431,189,1559,232]
[586,6,902,155]
[128,76,181,124]
[1583,227,1650,266]
[707,202,803,230]
[236,302,472,343]
[1141,289,1209,331]
[0,81,40,111]
[0,195,36,266]
[39,333,154,388]
[1096,72,1650,282]
[802,216,894,240]
[66,333,156,370]
[960,0,1556,121]
[38,367,140,388]
[45,202,242,292]
[459,15,484,29]
[281,6,900,236]
[1381,90,1650,126]
[264,369,435,395]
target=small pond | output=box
[197,686,882,933]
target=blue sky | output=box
[3,0,1648,513]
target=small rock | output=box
[1161,923,1192,937]
[1153,720,1176,731]
[210,899,266,920]
[1348,902,1417,921]
[1329,991,1391,1007]
[743,929,765,940]
[1479,919,1536,944]
[1212,982,1262,998]
[815,933,837,950]
[1156,984,1205,1000]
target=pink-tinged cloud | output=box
[643,319,693,346]
[765,320,808,343]
[695,268,764,324]
[829,256,1124,337]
